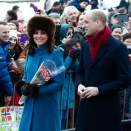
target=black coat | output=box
[75,36,131,131]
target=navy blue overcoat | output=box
[75,36,131,131]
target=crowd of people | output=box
[1,0,131,131]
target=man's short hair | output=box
[64,6,79,17]
[0,21,7,26]
[12,5,19,11]
[123,33,131,42]
[91,11,107,26]
[7,23,17,28]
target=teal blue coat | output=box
[19,43,65,131]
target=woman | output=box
[8,30,22,60]
[15,16,65,131]
[4,10,17,23]
[58,38,82,129]
[74,12,85,39]
[111,24,123,40]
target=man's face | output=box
[53,5,60,10]
[129,17,131,25]
[9,25,17,31]
[67,9,78,23]
[0,25,10,42]
[82,13,98,36]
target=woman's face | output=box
[112,28,122,40]
[66,27,73,39]
[78,14,85,27]
[73,42,81,48]
[22,22,28,34]
[8,36,17,49]
[5,13,11,22]
[33,30,49,48]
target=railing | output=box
[60,70,131,131]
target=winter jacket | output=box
[0,39,14,100]
[19,43,65,131]
[91,0,98,9]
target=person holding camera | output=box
[58,38,82,130]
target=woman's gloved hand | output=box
[21,83,40,98]
[68,47,75,58]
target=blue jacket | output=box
[0,40,14,97]
[19,43,65,131]
[58,56,79,110]
[91,0,98,9]
[75,36,131,131]
[68,0,85,12]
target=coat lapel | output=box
[90,40,110,67]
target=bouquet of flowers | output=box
[19,59,66,104]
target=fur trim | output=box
[15,80,26,96]
[30,84,39,98]
[27,16,56,39]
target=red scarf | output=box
[86,26,112,61]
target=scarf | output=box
[86,26,112,61]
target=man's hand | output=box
[83,87,99,98]
[4,96,12,106]
[77,84,86,98]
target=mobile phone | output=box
[20,34,28,46]
[37,9,41,14]
[117,14,129,27]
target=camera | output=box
[74,48,81,59]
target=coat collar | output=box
[90,36,111,67]
[34,43,47,55]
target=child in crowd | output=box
[9,58,26,106]
[60,24,74,44]
[68,0,89,12]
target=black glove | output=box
[21,83,40,98]
[15,80,26,96]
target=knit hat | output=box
[9,30,18,40]
[48,12,60,17]
[17,12,24,21]
[77,0,89,4]
[111,24,123,31]
[53,1,60,6]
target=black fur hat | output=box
[27,16,56,40]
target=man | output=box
[64,6,79,27]
[0,21,14,106]
[75,10,131,131]
[12,5,20,14]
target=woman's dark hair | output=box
[62,38,83,60]
[123,33,131,42]
[23,16,56,56]
[7,10,17,22]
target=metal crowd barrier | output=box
[60,70,131,131]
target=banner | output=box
[0,106,24,131]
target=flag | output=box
[1,108,12,121]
